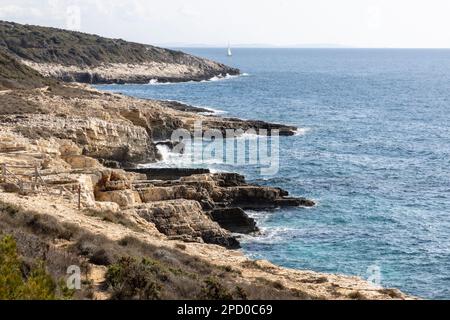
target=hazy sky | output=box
[1,0,450,48]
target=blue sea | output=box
[97,48,450,299]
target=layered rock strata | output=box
[21,60,240,84]
[0,85,297,167]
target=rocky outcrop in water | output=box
[210,207,259,234]
[30,160,305,249]
[122,170,312,245]
[129,200,240,249]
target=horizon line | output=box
[162,45,450,50]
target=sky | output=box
[1,0,450,48]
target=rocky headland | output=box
[0,22,412,300]
[0,20,239,84]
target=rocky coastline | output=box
[0,81,312,249]
[20,59,240,85]
[0,22,412,299]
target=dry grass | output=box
[83,208,143,233]
[0,199,316,300]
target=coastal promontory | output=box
[0,21,411,300]
[0,20,239,84]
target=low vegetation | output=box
[105,257,162,300]
[0,50,55,90]
[0,235,71,300]
[83,208,143,233]
[0,20,208,67]
[0,199,310,300]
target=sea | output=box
[96,48,450,299]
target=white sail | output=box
[227,43,232,56]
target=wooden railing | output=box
[0,163,82,209]
[0,163,46,192]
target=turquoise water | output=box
[97,49,450,299]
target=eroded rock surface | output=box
[1,114,157,165]
[128,200,240,249]
[210,207,259,234]
[124,171,313,243]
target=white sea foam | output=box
[151,142,227,168]
[159,99,227,115]
[150,130,277,168]
[146,72,247,85]
[198,106,227,115]
[294,127,311,136]
[224,73,239,79]
[240,226,295,244]
[146,79,176,86]
[146,144,193,168]
[208,76,221,82]
[201,73,246,83]
[156,144,171,161]
[237,210,298,243]
[236,132,260,140]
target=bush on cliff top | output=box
[0,20,214,67]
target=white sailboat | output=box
[227,43,232,57]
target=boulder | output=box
[94,201,121,213]
[0,183,21,193]
[96,189,141,208]
[274,197,316,207]
[130,200,240,249]
[209,208,259,234]
[59,139,82,156]
[103,180,131,191]
[78,174,97,208]
[63,154,102,169]
[126,167,210,180]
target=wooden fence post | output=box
[33,164,39,191]
[78,185,81,210]
[1,163,6,182]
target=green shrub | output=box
[105,257,161,300]
[0,235,23,299]
[347,291,367,300]
[20,262,56,300]
[234,286,248,300]
[0,235,56,300]
[0,202,20,216]
[199,277,233,300]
